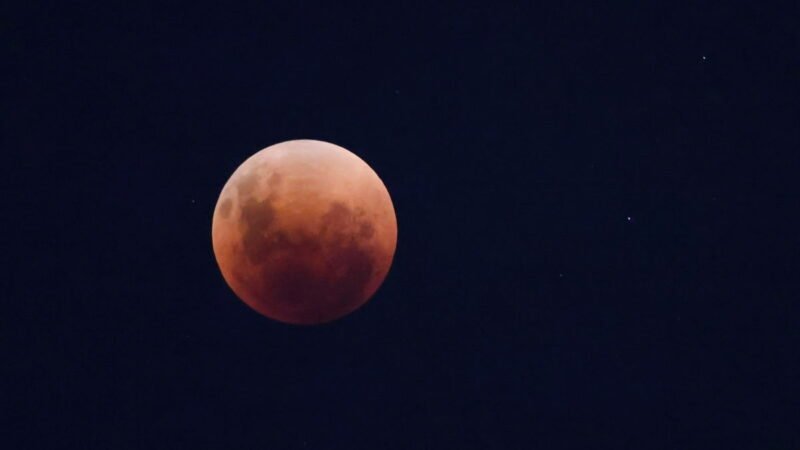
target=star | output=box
[701,55,707,61]
[626,216,632,221]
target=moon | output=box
[211,140,397,325]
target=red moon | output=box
[211,140,397,325]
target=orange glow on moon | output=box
[211,140,397,325]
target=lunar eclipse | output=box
[212,140,397,325]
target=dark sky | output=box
[5,1,799,448]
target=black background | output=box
[4,1,799,448]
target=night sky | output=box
[5,1,799,448]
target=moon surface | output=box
[212,140,397,325]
